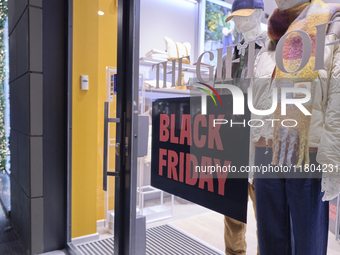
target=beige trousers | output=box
[224,182,259,255]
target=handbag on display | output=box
[164,37,191,64]
[164,37,191,90]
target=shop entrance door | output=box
[108,0,231,254]
[69,0,141,253]
[69,0,250,254]
[71,0,340,254]
[103,0,248,254]
[101,1,140,254]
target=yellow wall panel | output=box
[72,0,118,238]
[72,0,99,238]
[97,0,118,221]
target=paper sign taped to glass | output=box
[151,94,250,223]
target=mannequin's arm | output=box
[317,33,340,201]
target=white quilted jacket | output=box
[250,14,340,200]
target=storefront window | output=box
[70,0,340,254]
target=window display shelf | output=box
[140,57,210,74]
[142,87,201,100]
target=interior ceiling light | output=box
[185,0,197,3]
[98,11,104,15]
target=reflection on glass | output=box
[204,1,242,66]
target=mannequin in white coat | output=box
[253,0,339,254]
[272,0,339,203]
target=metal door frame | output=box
[113,0,140,254]
[66,0,76,254]
[66,0,73,245]
[66,0,140,254]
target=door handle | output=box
[125,137,129,157]
[103,102,120,191]
[116,143,120,156]
[103,102,109,191]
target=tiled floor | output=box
[169,200,340,255]
[0,206,26,254]
[146,197,340,255]
[0,172,28,255]
[96,195,340,254]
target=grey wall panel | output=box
[8,27,17,81]
[9,0,68,253]
[30,74,43,136]
[9,6,43,82]
[29,0,42,7]
[9,74,30,135]
[31,197,44,254]
[29,7,42,73]
[9,1,44,253]
[14,9,29,80]
[30,137,43,198]
[42,0,68,251]
[10,177,30,254]
[8,0,28,35]
[11,179,44,254]
[9,73,42,136]
[17,132,30,197]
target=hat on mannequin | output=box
[225,0,264,22]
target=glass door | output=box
[70,0,253,254]
[70,0,340,254]
[126,0,254,254]
[120,0,249,254]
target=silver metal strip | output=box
[66,0,74,244]
[66,242,82,255]
[130,0,140,254]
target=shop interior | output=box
[70,0,340,254]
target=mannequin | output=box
[221,3,266,255]
[220,8,266,86]
[251,0,340,254]
[234,9,263,43]
[275,0,310,11]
